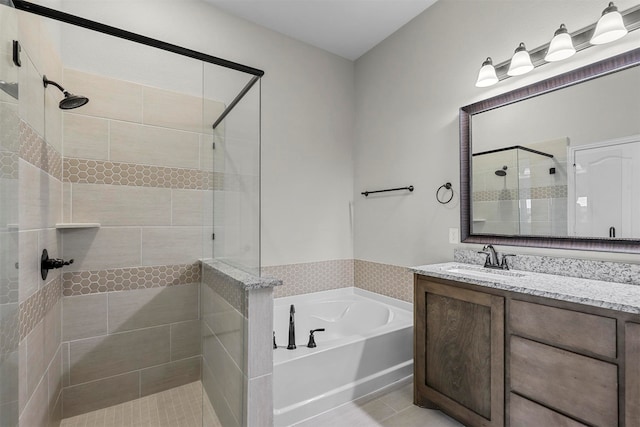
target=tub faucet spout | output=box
[287,304,296,350]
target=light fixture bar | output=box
[493,4,640,81]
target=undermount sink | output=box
[444,264,526,279]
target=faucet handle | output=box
[477,251,491,267]
[501,254,516,269]
[307,328,325,348]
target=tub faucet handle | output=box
[307,328,325,348]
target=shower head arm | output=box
[42,76,66,93]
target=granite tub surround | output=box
[412,262,640,314]
[206,259,282,291]
[201,260,280,427]
[454,248,640,285]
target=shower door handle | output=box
[609,227,616,238]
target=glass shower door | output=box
[0,3,20,426]
[201,63,261,427]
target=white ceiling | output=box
[203,0,438,60]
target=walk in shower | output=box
[471,144,568,237]
[0,1,263,426]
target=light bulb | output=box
[591,2,627,45]
[507,43,534,76]
[475,57,498,87]
[545,24,576,62]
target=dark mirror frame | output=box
[460,46,640,253]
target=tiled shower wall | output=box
[263,259,414,303]
[201,261,274,427]
[14,10,65,427]
[58,68,224,418]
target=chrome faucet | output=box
[479,244,515,270]
[287,304,296,350]
[481,244,499,267]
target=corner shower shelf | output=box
[55,223,101,229]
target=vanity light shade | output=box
[545,24,576,62]
[591,2,627,45]
[475,57,499,87]
[507,43,534,76]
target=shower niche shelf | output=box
[55,223,101,229]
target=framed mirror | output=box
[460,47,640,253]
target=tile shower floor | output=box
[60,382,220,427]
[60,380,462,427]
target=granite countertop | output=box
[412,262,640,315]
[200,259,282,290]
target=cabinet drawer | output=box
[510,393,587,427]
[510,336,618,427]
[509,300,616,358]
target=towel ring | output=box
[436,182,453,204]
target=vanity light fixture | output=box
[475,2,640,87]
[545,24,576,62]
[475,57,499,87]
[507,43,534,76]
[591,2,628,44]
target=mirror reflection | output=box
[471,65,640,239]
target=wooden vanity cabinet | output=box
[415,273,640,427]
[626,322,640,426]
[414,277,504,427]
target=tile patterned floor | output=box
[60,380,462,427]
[294,382,464,427]
[60,381,220,427]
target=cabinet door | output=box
[626,322,640,426]
[415,278,504,427]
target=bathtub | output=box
[273,288,413,426]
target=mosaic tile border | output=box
[0,275,19,305]
[19,121,62,180]
[0,302,19,354]
[262,259,354,299]
[354,260,414,303]
[63,158,218,190]
[62,263,200,296]
[0,101,20,153]
[0,151,19,179]
[473,185,568,202]
[19,275,62,340]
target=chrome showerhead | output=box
[43,75,89,110]
[495,166,508,176]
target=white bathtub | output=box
[273,288,413,426]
